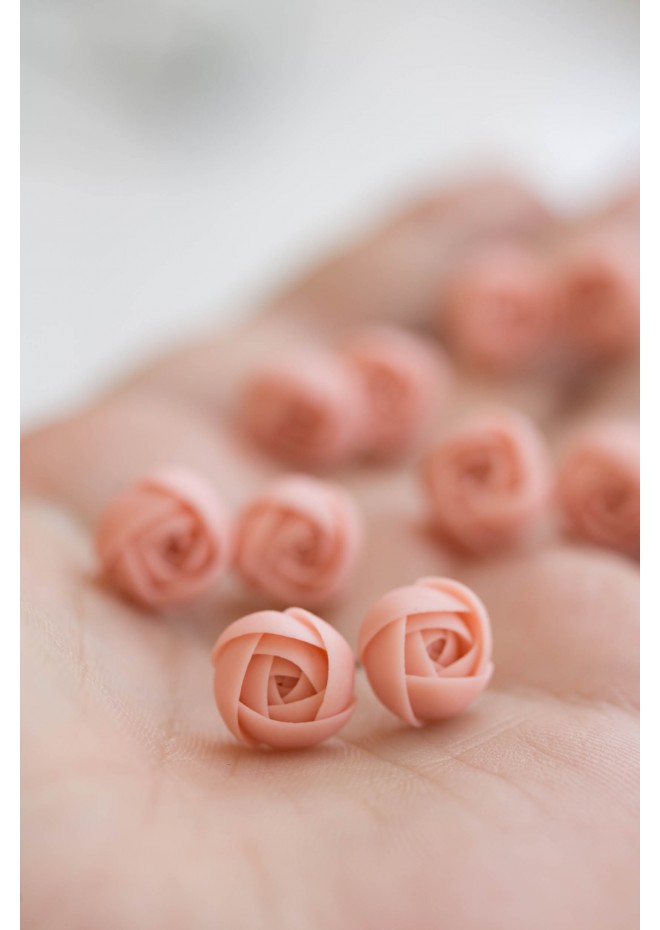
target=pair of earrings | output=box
[211,575,494,750]
[420,408,640,560]
[238,324,451,469]
[95,468,363,610]
[441,216,639,375]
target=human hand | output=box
[21,179,639,930]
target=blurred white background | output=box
[21,0,639,426]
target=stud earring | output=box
[233,474,363,607]
[441,240,562,376]
[358,576,493,726]
[420,408,550,555]
[238,348,365,469]
[341,324,451,461]
[96,466,233,608]
[556,419,640,559]
[212,607,356,749]
[557,222,639,366]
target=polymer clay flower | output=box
[421,409,550,554]
[96,467,232,608]
[342,324,451,460]
[238,349,364,468]
[234,475,362,606]
[558,224,639,364]
[442,241,560,374]
[557,420,640,559]
[212,608,356,749]
[358,576,493,725]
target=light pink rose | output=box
[212,607,356,749]
[234,475,362,606]
[342,324,451,460]
[557,420,640,559]
[558,224,639,364]
[421,409,550,554]
[238,350,365,468]
[96,467,232,608]
[442,242,560,374]
[358,576,493,726]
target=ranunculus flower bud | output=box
[558,225,639,365]
[442,242,560,374]
[421,409,550,554]
[96,467,232,608]
[342,324,451,460]
[212,607,356,749]
[238,350,365,468]
[234,475,362,607]
[557,420,640,559]
[358,576,493,726]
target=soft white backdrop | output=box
[21,0,639,426]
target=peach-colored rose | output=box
[558,225,639,364]
[557,421,640,559]
[442,241,560,374]
[342,324,451,460]
[212,607,356,749]
[96,467,232,608]
[358,576,493,726]
[234,475,362,606]
[238,350,365,468]
[421,410,550,554]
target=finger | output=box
[274,176,553,333]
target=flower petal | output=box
[268,690,325,723]
[214,633,262,745]
[237,700,355,749]
[406,665,493,722]
[240,654,273,715]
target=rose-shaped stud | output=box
[420,409,550,555]
[342,324,451,460]
[234,475,362,607]
[212,608,356,749]
[442,242,560,374]
[358,577,493,726]
[556,420,640,559]
[238,349,365,468]
[96,467,232,608]
[558,225,639,364]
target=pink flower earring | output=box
[557,223,639,366]
[212,608,356,749]
[358,576,493,726]
[238,348,365,468]
[341,324,451,461]
[441,241,560,375]
[556,420,640,559]
[233,474,363,607]
[420,408,551,554]
[96,467,233,608]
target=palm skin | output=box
[21,183,639,930]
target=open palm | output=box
[21,182,639,930]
